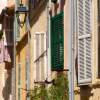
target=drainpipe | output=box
[68,0,75,100]
[12,0,19,99]
[12,2,16,100]
[26,5,30,100]
[47,0,51,81]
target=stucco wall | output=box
[30,1,48,88]
[16,35,28,100]
[74,0,100,100]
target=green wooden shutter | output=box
[78,0,92,85]
[51,12,64,70]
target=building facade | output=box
[15,0,29,100]
[74,0,100,100]
[15,0,100,100]
[0,0,14,100]
[15,0,69,99]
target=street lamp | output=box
[15,0,28,28]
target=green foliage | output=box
[0,30,3,39]
[28,73,69,100]
[49,73,69,100]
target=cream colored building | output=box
[29,0,68,90]
[74,0,100,100]
[15,0,100,100]
[0,0,14,100]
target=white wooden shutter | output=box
[78,0,92,85]
[34,32,47,82]
[34,34,40,81]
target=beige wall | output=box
[30,0,48,88]
[74,0,100,100]
[0,63,5,100]
[0,63,12,100]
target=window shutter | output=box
[4,16,13,46]
[34,32,47,82]
[51,12,64,70]
[35,34,40,81]
[78,0,92,85]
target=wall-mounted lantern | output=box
[51,0,57,3]
[15,0,28,28]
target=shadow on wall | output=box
[54,0,65,15]
[29,0,47,27]
[80,86,93,100]
[2,62,12,100]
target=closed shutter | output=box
[4,16,13,46]
[78,0,92,85]
[51,12,64,70]
[34,32,47,82]
[35,34,40,81]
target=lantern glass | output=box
[16,4,28,28]
[16,12,27,27]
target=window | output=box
[0,39,4,63]
[77,0,92,85]
[29,0,41,10]
[51,12,64,71]
[4,16,13,46]
[34,32,47,82]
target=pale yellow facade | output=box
[29,0,48,88]
[74,0,100,100]
[15,0,100,100]
[0,0,14,100]
[15,1,29,100]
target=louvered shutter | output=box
[78,0,92,85]
[35,34,40,81]
[51,12,64,70]
[34,33,47,81]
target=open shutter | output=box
[51,12,64,71]
[78,0,92,85]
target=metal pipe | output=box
[26,12,31,100]
[12,1,17,100]
[47,0,51,81]
[67,0,74,100]
[12,0,19,99]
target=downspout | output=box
[67,0,74,100]
[47,0,51,81]
[26,4,30,100]
[12,0,17,100]
[12,0,19,99]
